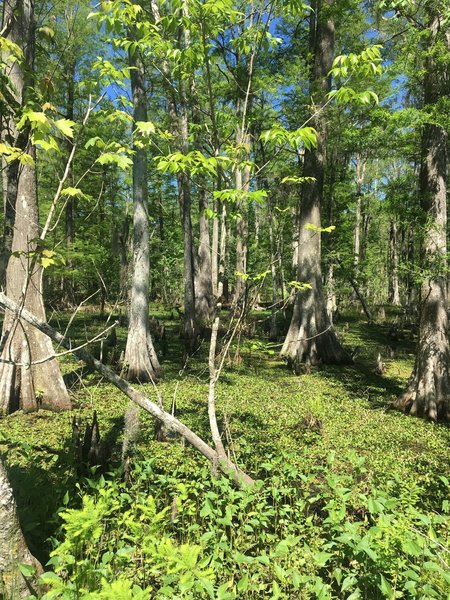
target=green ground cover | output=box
[0,308,449,599]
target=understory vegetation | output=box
[1,307,449,599]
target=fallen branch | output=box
[0,292,254,487]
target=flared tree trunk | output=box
[0,460,42,598]
[123,20,160,382]
[0,0,71,414]
[281,0,350,371]
[395,10,450,421]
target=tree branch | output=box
[0,292,254,488]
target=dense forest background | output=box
[0,0,450,598]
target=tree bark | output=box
[388,220,401,306]
[395,10,450,421]
[0,0,71,414]
[196,185,214,321]
[123,16,161,382]
[0,459,42,598]
[0,0,34,286]
[211,196,220,297]
[232,125,250,308]
[61,59,77,308]
[281,0,350,370]
[353,156,365,273]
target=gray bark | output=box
[281,0,350,370]
[217,199,228,300]
[196,185,214,321]
[0,460,42,598]
[151,0,197,351]
[211,197,220,297]
[233,124,250,307]
[395,10,450,421]
[388,220,401,306]
[124,17,161,382]
[62,59,77,308]
[0,0,34,286]
[353,156,365,272]
[0,0,71,414]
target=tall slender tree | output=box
[281,0,350,370]
[395,2,450,420]
[0,0,71,413]
[123,2,161,382]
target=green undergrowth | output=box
[0,307,449,598]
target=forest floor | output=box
[0,305,449,598]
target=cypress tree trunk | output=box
[0,0,71,414]
[123,16,160,382]
[0,0,33,285]
[395,10,450,421]
[281,0,350,370]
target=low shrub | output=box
[36,453,450,599]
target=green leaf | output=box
[97,152,132,170]
[18,563,36,577]
[54,118,76,138]
[237,573,249,592]
[379,574,394,598]
[135,121,156,136]
[37,26,55,39]
[61,187,85,198]
[313,551,333,567]
[281,176,316,184]
[401,539,422,557]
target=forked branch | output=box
[0,292,254,488]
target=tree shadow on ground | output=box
[2,413,125,565]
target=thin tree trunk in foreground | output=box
[0,459,42,598]
[394,10,450,421]
[0,292,254,486]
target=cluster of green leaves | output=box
[32,453,449,599]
